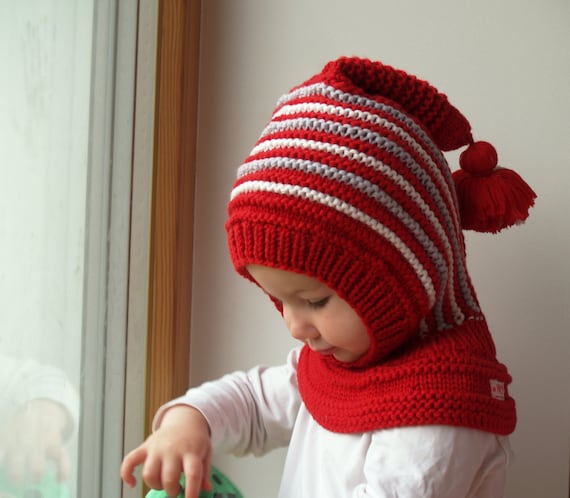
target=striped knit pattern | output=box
[226,57,516,435]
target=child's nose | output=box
[283,305,318,342]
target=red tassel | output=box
[452,141,536,233]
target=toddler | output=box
[121,56,535,497]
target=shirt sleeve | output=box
[358,425,513,498]
[153,347,302,457]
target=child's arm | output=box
[121,348,301,497]
[154,348,302,458]
[120,405,212,498]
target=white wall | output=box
[191,1,570,497]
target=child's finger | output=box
[201,464,212,492]
[160,459,184,498]
[120,448,146,486]
[183,458,206,498]
[141,455,166,491]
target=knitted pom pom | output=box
[459,141,498,175]
[453,141,536,233]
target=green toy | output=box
[0,467,70,498]
[145,466,243,498]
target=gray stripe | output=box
[240,156,457,327]
[261,83,480,321]
[249,121,479,314]
[232,179,437,305]
[241,139,475,320]
[274,102,445,186]
[277,82,450,169]
[261,116,460,239]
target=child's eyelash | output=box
[307,297,331,309]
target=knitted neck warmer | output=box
[226,57,534,435]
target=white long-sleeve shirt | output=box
[154,347,513,498]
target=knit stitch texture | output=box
[226,56,516,435]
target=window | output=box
[0,1,96,496]
[0,1,199,496]
[0,1,143,497]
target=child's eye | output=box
[307,296,331,309]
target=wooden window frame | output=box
[145,0,201,435]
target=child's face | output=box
[246,265,370,363]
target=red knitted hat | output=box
[226,56,535,434]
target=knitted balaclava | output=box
[226,56,535,434]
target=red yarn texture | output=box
[226,57,520,435]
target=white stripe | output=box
[239,150,474,323]
[266,82,480,321]
[230,180,437,306]
[259,115,459,229]
[238,149,469,323]
[243,138,479,318]
[273,102,442,178]
[277,82,447,163]
[272,82,463,246]
[275,83,462,227]
[257,115,466,269]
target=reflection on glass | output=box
[0,1,93,496]
[0,356,79,496]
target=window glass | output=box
[0,1,94,496]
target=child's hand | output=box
[120,405,212,498]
